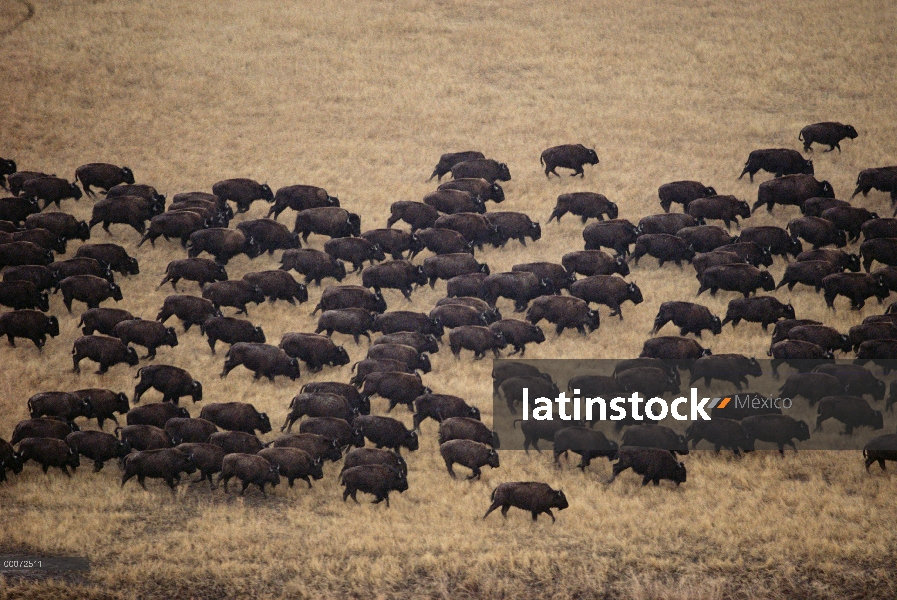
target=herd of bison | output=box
[1,123,897,522]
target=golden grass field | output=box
[2,0,897,598]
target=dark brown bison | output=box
[340,464,408,507]
[271,433,342,462]
[621,426,688,456]
[0,157,16,190]
[59,275,122,312]
[685,419,754,455]
[17,437,80,476]
[796,247,860,273]
[267,184,339,220]
[52,257,113,284]
[698,264,775,298]
[324,237,385,272]
[106,183,163,203]
[688,354,763,389]
[174,442,225,488]
[187,228,259,264]
[422,253,488,287]
[776,260,839,292]
[316,308,376,344]
[79,308,135,336]
[446,273,489,298]
[860,238,897,272]
[852,166,897,202]
[768,340,832,375]
[21,176,82,209]
[737,225,804,259]
[722,296,795,330]
[210,431,265,455]
[540,144,599,178]
[116,424,172,451]
[787,216,847,249]
[2,227,66,254]
[366,343,431,372]
[11,418,77,445]
[511,262,574,292]
[299,417,364,449]
[822,272,890,309]
[570,275,643,319]
[489,319,546,355]
[159,258,227,291]
[218,453,280,496]
[429,151,486,181]
[675,225,734,253]
[687,196,751,229]
[582,219,640,256]
[483,482,568,522]
[411,228,473,257]
[0,310,59,348]
[66,430,130,472]
[361,371,431,412]
[278,332,351,372]
[386,201,439,232]
[202,280,266,315]
[754,174,835,214]
[608,447,686,486]
[484,212,542,247]
[450,159,511,183]
[72,389,129,430]
[362,260,427,299]
[371,331,439,354]
[89,195,163,234]
[361,228,422,260]
[312,285,386,314]
[112,319,178,359]
[438,417,499,449]
[438,178,505,203]
[630,233,695,267]
[165,418,218,444]
[658,181,717,213]
[562,250,629,277]
[449,325,507,359]
[848,322,897,352]
[0,281,48,311]
[242,270,308,305]
[800,122,858,152]
[440,439,499,480]
[126,403,190,428]
[155,294,222,332]
[0,241,53,269]
[133,364,202,405]
[413,394,480,429]
[74,163,134,196]
[76,243,139,275]
[0,197,40,226]
[801,196,850,217]
[220,342,301,381]
[28,392,93,422]
[3,265,57,294]
[340,448,407,477]
[739,149,813,182]
[7,171,51,197]
[778,372,845,406]
[435,212,500,250]
[212,178,273,213]
[482,271,554,312]
[199,317,267,354]
[281,393,357,432]
[640,336,710,360]
[520,296,601,338]
[652,301,721,337]
[863,434,897,471]
[553,427,618,470]
[294,207,361,241]
[822,206,878,243]
[352,415,419,455]
[714,242,773,268]
[813,364,886,401]
[72,335,139,374]
[740,415,811,455]
[549,192,617,223]
[423,189,485,215]
[372,310,444,337]
[280,248,347,286]
[236,219,301,254]
[200,402,272,435]
[258,447,324,488]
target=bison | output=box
[722,296,795,330]
[549,192,617,223]
[658,181,717,213]
[429,151,486,182]
[483,482,568,522]
[72,335,138,374]
[279,332,350,372]
[212,178,273,213]
[267,184,339,220]
[738,148,813,182]
[220,343,301,381]
[156,295,222,332]
[800,122,858,153]
[753,174,835,214]
[440,439,499,479]
[340,464,408,507]
[0,310,59,348]
[159,258,227,291]
[218,453,280,496]
[74,163,134,196]
[76,243,139,275]
[540,144,599,178]
[133,365,202,405]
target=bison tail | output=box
[512,419,523,430]
[490,486,497,501]
[539,154,545,166]
[351,361,358,373]
[798,131,804,141]
[862,448,867,458]
[134,366,145,379]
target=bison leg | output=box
[93,460,104,473]
[72,353,83,373]
[467,467,481,480]
[444,460,457,478]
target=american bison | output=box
[549,192,617,223]
[540,144,599,178]
[212,178,274,213]
[0,310,59,348]
[800,122,858,153]
[159,258,227,291]
[722,296,795,330]
[218,453,280,496]
[483,482,568,522]
[429,151,486,182]
[340,464,408,507]
[738,148,813,182]
[279,332,350,372]
[652,301,721,337]
[220,343,301,381]
[72,335,139,374]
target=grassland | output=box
[1,0,897,598]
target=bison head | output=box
[477,262,490,275]
[287,358,302,380]
[759,272,776,292]
[786,238,803,258]
[260,183,274,202]
[819,181,836,198]
[794,419,811,441]
[190,381,203,403]
[327,195,340,207]
[801,160,815,176]
[490,183,505,203]
[333,259,347,282]
[484,307,501,323]
[833,229,848,248]
[124,347,139,366]
[46,315,60,337]
[79,398,95,419]
[627,282,644,304]
[467,406,482,420]
[873,277,890,301]
[120,167,135,185]
[37,292,50,312]
[251,326,266,344]
[403,430,419,452]
[418,353,432,373]
[710,316,722,335]
[471,196,487,214]
[334,346,351,367]
[496,163,511,182]
[70,183,83,200]
[607,202,619,220]
[349,428,366,448]
[552,489,569,510]
[175,406,190,419]
[486,448,500,468]
[586,309,600,332]
[529,221,542,242]
[0,158,16,175]
[736,201,751,219]
[113,392,129,414]
[372,290,387,313]
[66,447,81,470]
[370,244,386,262]
[258,412,273,434]
[126,257,140,275]
[613,255,630,276]
[348,214,362,237]
[109,283,123,302]
[672,462,687,485]
[288,231,302,249]
[783,303,796,319]
[164,327,179,348]
[586,148,599,165]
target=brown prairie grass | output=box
[1,0,897,598]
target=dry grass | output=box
[1,0,897,598]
